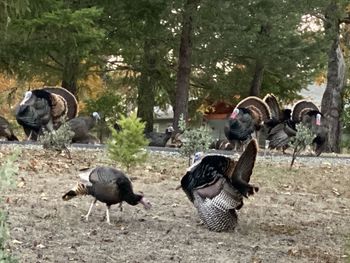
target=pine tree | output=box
[107,113,149,171]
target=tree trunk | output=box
[321,2,346,153]
[137,39,157,133]
[249,60,264,96]
[173,0,199,132]
[61,56,79,97]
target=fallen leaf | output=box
[12,240,23,245]
[36,244,46,249]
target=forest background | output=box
[0,0,350,152]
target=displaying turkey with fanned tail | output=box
[62,166,151,224]
[181,139,259,232]
[224,96,271,148]
[291,100,328,156]
[16,87,78,140]
[263,94,328,156]
[67,112,101,144]
[0,116,18,141]
[263,94,296,151]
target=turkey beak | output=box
[140,197,152,209]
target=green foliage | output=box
[84,91,126,142]
[39,121,74,156]
[289,123,315,168]
[107,113,149,171]
[0,148,20,262]
[178,115,212,165]
[84,91,125,124]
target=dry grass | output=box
[0,146,349,263]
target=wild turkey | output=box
[0,116,18,141]
[67,112,101,144]
[16,87,78,140]
[145,126,174,147]
[263,94,296,151]
[62,166,152,224]
[292,100,328,156]
[263,94,292,129]
[209,138,234,150]
[224,96,271,147]
[263,95,328,155]
[181,139,259,232]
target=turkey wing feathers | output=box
[230,139,259,197]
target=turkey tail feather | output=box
[263,93,281,120]
[62,183,88,200]
[236,96,271,122]
[292,100,319,123]
[43,87,79,119]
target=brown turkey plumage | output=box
[16,87,78,140]
[0,116,18,141]
[63,166,151,224]
[67,112,101,144]
[181,139,259,232]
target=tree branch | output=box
[48,52,64,68]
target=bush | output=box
[289,123,315,168]
[0,148,20,262]
[178,115,213,165]
[107,113,149,171]
[39,121,74,158]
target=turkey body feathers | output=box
[68,113,99,143]
[181,155,234,202]
[225,97,271,143]
[63,166,151,223]
[16,87,78,140]
[181,139,259,232]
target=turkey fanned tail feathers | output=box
[16,87,78,140]
[292,100,319,123]
[225,96,271,143]
[236,96,271,123]
[181,139,259,232]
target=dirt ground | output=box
[1,145,350,263]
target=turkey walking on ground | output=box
[224,96,271,149]
[181,139,259,232]
[0,116,18,141]
[67,112,101,144]
[16,87,78,140]
[62,166,152,224]
[145,126,174,147]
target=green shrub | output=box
[289,123,315,168]
[178,115,213,165]
[39,121,74,158]
[0,148,20,262]
[107,113,149,171]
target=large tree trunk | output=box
[249,60,264,96]
[173,0,199,132]
[321,2,346,153]
[137,39,157,133]
[61,56,79,97]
